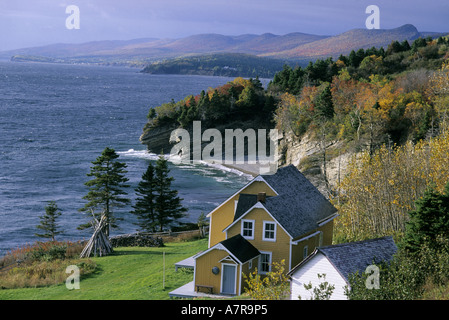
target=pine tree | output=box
[315,83,334,120]
[35,201,62,241]
[402,182,449,253]
[153,155,187,231]
[131,161,157,232]
[79,147,130,236]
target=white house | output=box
[288,236,397,300]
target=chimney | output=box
[257,192,266,203]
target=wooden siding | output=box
[195,248,240,295]
[290,252,349,300]
[291,220,334,269]
[227,208,292,269]
[208,181,277,247]
[240,256,259,294]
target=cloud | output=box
[1,0,448,51]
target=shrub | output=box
[346,239,449,300]
[0,240,86,268]
[244,260,290,300]
[0,259,97,289]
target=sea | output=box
[0,61,258,257]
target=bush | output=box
[244,260,290,300]
[0,259,97,289]
[346,239,449,300]
[0,240,96,289]
[0,240,86,268]
[109,233,164,247]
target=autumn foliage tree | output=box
[333,129,449,243]
[244,260,290,300]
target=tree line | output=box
[35,147,188,241]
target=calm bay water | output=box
[0,61,253,257]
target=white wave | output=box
[117,149,253,180]
[117,149,162,161]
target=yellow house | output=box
[171,165,338,298]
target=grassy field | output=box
[0,238,208,300]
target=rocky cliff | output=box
[140,120,353,199]
[277,131,353,198]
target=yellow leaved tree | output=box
[333,129,449,243]
[244,260,290,300]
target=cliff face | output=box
[140,121,353,198]
[277,131,353,197]
[140,123,179,155]
[140,119,273,158]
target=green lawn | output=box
[0,238,208,300]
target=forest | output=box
[141,53,290,78]
[143,34,449,245]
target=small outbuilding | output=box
[288,236,398,300]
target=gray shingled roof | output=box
[316,236,397,281]
[260,165,337,239]
[234,194,258,221]
[220,234,260,263]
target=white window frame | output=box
[262,221,277,242]
[241,219,255,240]
[259,251,272,274]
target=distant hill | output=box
[0,32,325,63]
[141,53,290,78]
[262,24,442,59]
[1,24,446,69]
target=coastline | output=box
[120,149,260,178]
[220,163,260,177]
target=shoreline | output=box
[220,163,260,177]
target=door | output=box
[221,264,237,294]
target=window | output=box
[319,231,323,247]
[263,221,276,241]
[241,219,254,240]
[303,245,308,259]
[259,252,272,274]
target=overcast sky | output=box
[1,0,448,51]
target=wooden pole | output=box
[163,251,166,290]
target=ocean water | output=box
[0,61,253,257]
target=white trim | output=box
[289,243,292,271]
[317,213,339,226]
[223,203,292,240]
[259,251,272,275]
[262,220,277,242]
[239,266,242,296]
[291,231,321,245]
[206,175,278,218]
[194,243,243,264]
[221,263,238,295]
[219,255,238,264]
[241,219,255,240]
[208,213,212,248]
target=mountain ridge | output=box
[1,24,446,64]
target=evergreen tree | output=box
[315,83,335,120]
[79,147,130,236]
[402,182,449,253]
[153,155,187,231]
[131,161,157,232]
[35,201,62,241]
